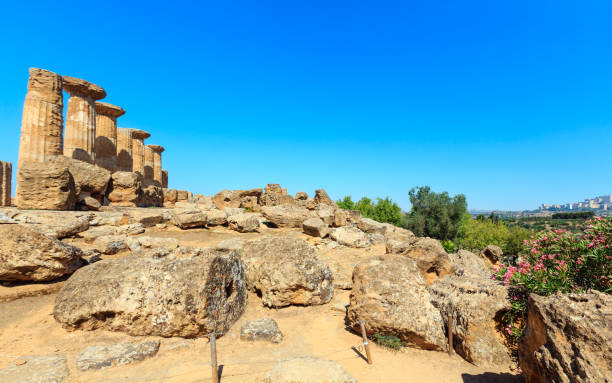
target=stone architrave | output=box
[94,102,125,172]
[144,145,154,183]
[116,128,133,172]
[131,129,150,177]
[62,76,106,164]
[18,68,64,167]
[0,161,11,206]
[146,145,164,186]
[162,170,168,188]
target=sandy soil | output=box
[0,226,523,383]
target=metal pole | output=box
[359,320,373,364]
[210,332,218,383]
[448,313,454,356]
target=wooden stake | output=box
[359,320,373,365]
[448,313,454,356]
[210,332,219,383]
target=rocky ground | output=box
[1,193,607,383]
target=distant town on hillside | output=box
[471,194,612,218]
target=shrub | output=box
[441,240,456,253]
[456,215,532,258]
[493,217,611,341]
[401,186,467,241]
[336,196,402,226]
[372,332,403,351]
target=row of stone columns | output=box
[0,161,11,206]
[18,68,168,190]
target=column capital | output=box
[62,75,106,100]
[146,144,165,153]
[95,101,126,118]
[131,129,150,140]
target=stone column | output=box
[63,76,106,164]
[116,128,133,172]
[0,161,11,206]
[144,145,155,183]
[131,129,150,177]
[146,145,164,186]
[18,68,64,166]
[94,102,125,172]
[162,170,168,188]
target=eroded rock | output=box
[76,341,160,371]
[260,356,357,383]
[262,205,316,228]
[240,318,282,343]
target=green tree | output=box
[336,196,402,226]
[401,186,467,240]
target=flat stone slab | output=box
[76,340,160,371]
[240,318,283,343]
[0,355,69,383]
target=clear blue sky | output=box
[0,1,610,211]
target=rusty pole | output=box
[448,313,454,356]
[359,320,373,364]
[211,332,219,383]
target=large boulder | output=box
[107,172,143,207]
[260,357,357,383]
[0,224,83,281]
[333,209,361,227]
[427,275,512,368]
[241,236,334,307]
[213,188,262,210]
[228,213,260,233]
[48,155,111,208]
[330,226,370,248]
[142,185,163,207]
[302,217,330,238]
[313,189,335,206]
[17,160,76,210]
[481,244,503,265]
[388,237,455,285]
[260,184,294,207]
[206,209,228,226]
[449,249,492,278]
[171,209,208,229]
[53,248,247,337]
[519,292,611,383]
[316,204,336,226]
[347,255,446,350]
[261,204,316,228]
[11,211,90,239]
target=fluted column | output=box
[116,128,133,172]
[147,145,164,186]
[144,145,154,183]
[131,129,150,177]
[94,102,125,172]
[63,76,106,164]
[18,68,64,166]
[0,161,11,206]
[162,170,168,188]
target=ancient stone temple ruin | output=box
[0,161,11,207]
[63,76,106,164]
[131,129,150,178]
[94,102,126,172]
[11,67,173,210]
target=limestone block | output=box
[17,161,76,210]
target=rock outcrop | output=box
[262,205,316,228]
[241,236,334,307]
[54,248,247,337]
[387,236,455,284]
[449,249,491,278]
[314,189,335,205]
[0,355,69,383]
[519,292,612,383]
[228,213,260,232]
[0,224,82,281]
[427,275,512,368]
[17,161,76,210]
[347,255,446,350]
[260,357,357,383]
[481,244,503,265]
[76,341,160,371]
[213,188,262,210]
